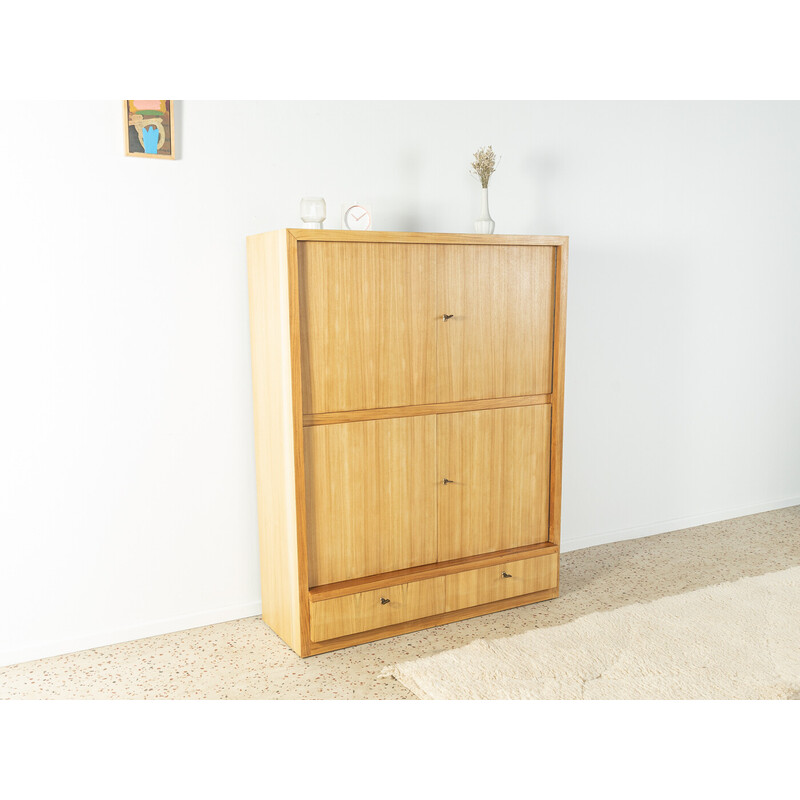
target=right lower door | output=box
[437,404,552,562]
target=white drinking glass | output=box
[300,197,326,229]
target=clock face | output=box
[343,204,372,231]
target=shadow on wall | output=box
[524,151,563,232]
[172,100,183,160]
[394,148,424,231]
[563,240,696,530]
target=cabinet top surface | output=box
[250,229,568,247]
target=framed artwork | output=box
[124,100,175,159]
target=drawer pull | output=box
[380,597,391,605]
[442,313,454,321]
[501,572,512,578]
[442,478,454,485]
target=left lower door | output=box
[304,415,438,586]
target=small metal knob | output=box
[442,314,454,321]
[501,572,512,579]
[442,478,454,485]
[380,597,390,605]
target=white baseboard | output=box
[561,495,800,553]
[4,496,799,668]
[1,601,262,668]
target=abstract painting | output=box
[124,100,175,159]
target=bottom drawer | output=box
[444,553,558,612]
[311,576,446,642]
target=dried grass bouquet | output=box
[470,145,499,188]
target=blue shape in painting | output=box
[142,125,159,154]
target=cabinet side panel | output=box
[549,242,568,548]
[247,231,302,653]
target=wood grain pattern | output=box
[549,242,569,549]
[247,231,303,654]
[288,229,569,247]
[303,393,551,426]
[305,415,438,586]
[310,577,446,641]
[309,542,558,601]
[285,232,313,656]
[437,244,555,402]
[307,587,559,655]
[444,553,559,612]
[298,241,437,414]
[438,404,552,561]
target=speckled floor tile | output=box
[2,506,798,699]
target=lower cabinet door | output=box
[445,553,558,612]
[310,577,446,641]
[304,415,438,586]
[438,404,552,561]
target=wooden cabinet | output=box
[248,230,568,656]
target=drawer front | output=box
[310,577,446,642]
[444,553,558,612]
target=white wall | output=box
[2,101,799,665]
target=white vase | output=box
[474,187,495,234]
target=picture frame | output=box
[124,100,176,159]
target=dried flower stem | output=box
[470,145,499,188]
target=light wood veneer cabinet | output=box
[247,230,568,656]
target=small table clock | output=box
[342,203,372,231]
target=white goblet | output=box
[300,197,326,229]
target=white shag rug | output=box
[384,567,800,700]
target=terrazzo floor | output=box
[2,506,798,700]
